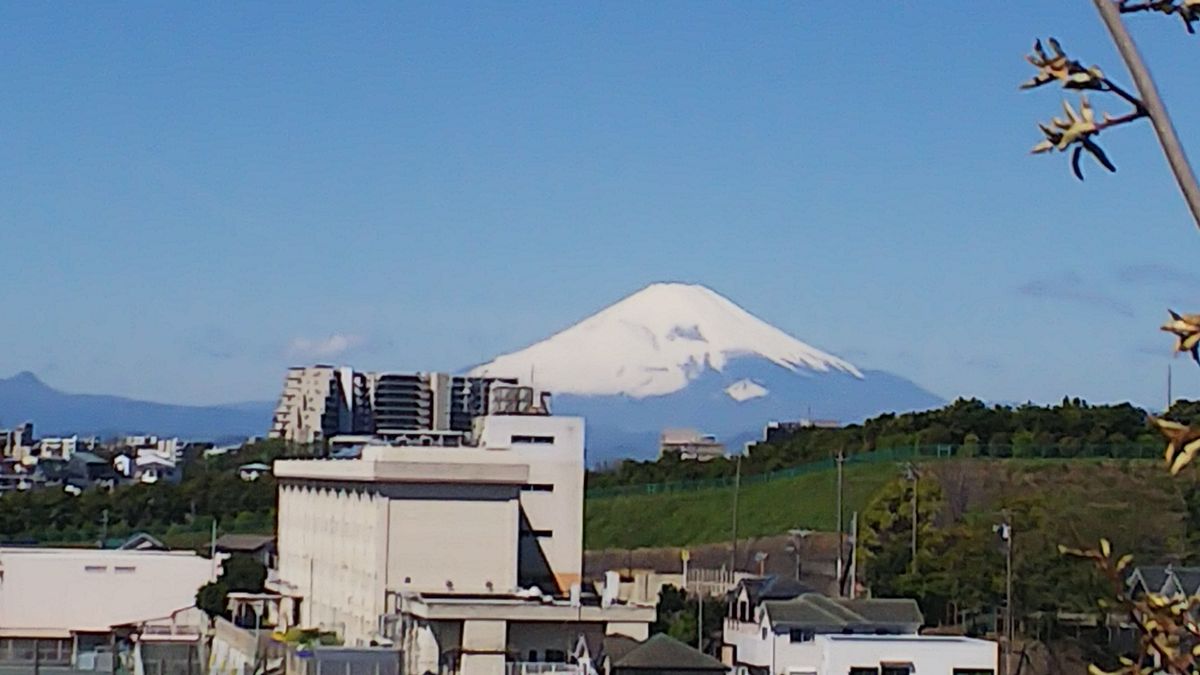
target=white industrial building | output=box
[268,385,654,675]
[658,428,726,461]
[0,547,217,671]
[722,591,996,675]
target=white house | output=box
[268,385,655,675]
[723,593,997,675]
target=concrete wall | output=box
[477,416,584,592]
[387,491,520,593]
[725,627,998,675]
[276,484,389,644]
[461,620,506,675]
[818,635,997,675]
[507,622,605,662]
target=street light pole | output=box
[787,529,813,582]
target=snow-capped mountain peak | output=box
[470,282,861,398]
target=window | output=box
[522,483,554,492]
[114,566,136,573]
[545,650,567,663]
[953,671,995,675]
[849,669,879,675]
[528,650,539,663]
[761,627,768,640]
[511,435,554,445]
[788,629,814,643]
[84,565,107,573]
[881,666,912,675]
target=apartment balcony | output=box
[506,662,582,675]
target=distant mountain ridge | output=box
[471,283,944,463]
[0,284,943,454]
[0,371,272,440]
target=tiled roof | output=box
[611,634,727,671]
[763,594,923,630]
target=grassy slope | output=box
[584,458,1196,552]
[584,461,895,549]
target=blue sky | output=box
[2,2,1199,407]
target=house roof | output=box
[1131,566,1169,593]
[215,534,275,553]
[738,576,814,604]
[1169,568,1200,595]
[611,634,727,671]
[117,533,167,551]
[763,594,923,630]
[602,635,642,665]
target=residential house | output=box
[238,462,271,481]
[1126,565,1200,599]
[722,593,997,675]
[65,451,119,490]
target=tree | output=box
[195,553,267,621]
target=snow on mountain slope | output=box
[471,283,861,397]
[725,378,769,402]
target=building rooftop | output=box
[274,445,533,484]
[215,534,275,553]
[610,633,727,671]
[739,575,815,604]
[763,594,923,631]
[0,548,216,637]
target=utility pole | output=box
[994,517,1014,675]
[848,512,859,599]
[730,454,741,571]
[210,518,219,580]
[697,591,704,653]
[835,448,845,595]
[99,509,109,548]
[903,463,920,574]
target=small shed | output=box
[215,534,276,567]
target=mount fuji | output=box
[470,283,943,464]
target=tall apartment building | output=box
[269,366,373,443]
[269,367,509,444]
[269,385,653,675]
[0,422,34,461]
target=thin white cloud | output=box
[286,333,366,360]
